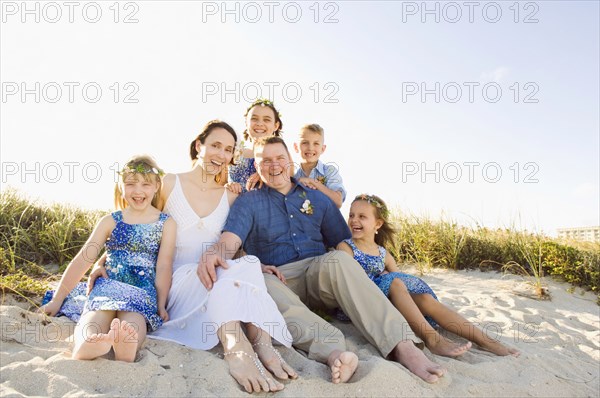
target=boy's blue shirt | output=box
[293,159,347,202]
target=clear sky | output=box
[1,0,599,236]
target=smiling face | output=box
[255,142,293,193]
[348,200,384,241]
[294,129,326,163]
[121,173,160,211]
[246,105,280,142]
[196,127,236,175]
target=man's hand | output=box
[261,264,286,284]
[197,253,230,290]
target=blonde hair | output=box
[114,155,164,210]
[300,123,325,139]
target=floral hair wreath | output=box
[119,162,165,177]
[245,98,283,119]
[354,194,389,219]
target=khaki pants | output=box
[264,250,418,363]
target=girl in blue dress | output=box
[337,194,520,358]
[40,155,177,362]
[226,98,284,193]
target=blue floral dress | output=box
[343,239,439,328]
[42,211,168,331]
[228,156,255,194]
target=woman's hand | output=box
[225,182,243,194]
[261,264,286,284]
[38,300,61,317]
[158,306,169,322]
[86,264,108,295]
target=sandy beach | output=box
[1,267,598,397]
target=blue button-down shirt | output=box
[294,160,347,202]
[224,179,351,266]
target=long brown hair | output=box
[243,98,283,141]
[189,120,238,166]
[352,194,397,251]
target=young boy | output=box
[293,124,346,208]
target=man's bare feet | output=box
[327,350,358,384]
[252,343,298,380]
[478,339,520,357]
[425,334,472,357]
[224,349,284,393]
[112,319,139,363]
[392,340,446,383]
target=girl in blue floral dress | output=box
[40,155,177,362]
[226,98,284,193]
[337,194,520,358]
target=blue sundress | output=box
[228,156,255,194]
[343,238,439,328]
[42,211,168,331]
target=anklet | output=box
[252,343,289,367]
[223,351,267,378]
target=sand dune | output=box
[2,268,598,397]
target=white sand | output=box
[1,268,598,397]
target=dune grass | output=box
[1,188,598,304]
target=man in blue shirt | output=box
[198,137,446,384]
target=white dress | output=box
[148,176,292,349]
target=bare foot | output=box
[327,350,358,384]
[479,340,521,357]
[224,350,284,393]
[72,320,116,360]
[113,319,138,362]
[426,334,472,357]
[392,340,446,383]
[252,343,298,380]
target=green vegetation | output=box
[1,189,598,304]
[391,210,599,300]
[0,189,106,304]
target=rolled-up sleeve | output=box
[223,196,253,243]
[320,198,351,248]
[324,163,347,202]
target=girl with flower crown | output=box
[225,98,284,193]
[337,194,520,358]
[40,155,176,363]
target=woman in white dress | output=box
[93,121,296,393]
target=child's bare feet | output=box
[392,340,446,383]
[478,339,520,357]
[224,349,284,393]
[72,320,116,360]
[252,343,298,380]
[425,334,472,357]
[327,350,358,384]
[112,319,138,362]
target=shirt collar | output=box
[314,160,326,176]
[262,177,306,196]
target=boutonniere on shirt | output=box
[316,175,327,185]
[299,192,314,215]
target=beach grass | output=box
[1,188,598,304]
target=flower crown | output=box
[245,98,282,119]
[119,162,165,177]
[354,194,389,219]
